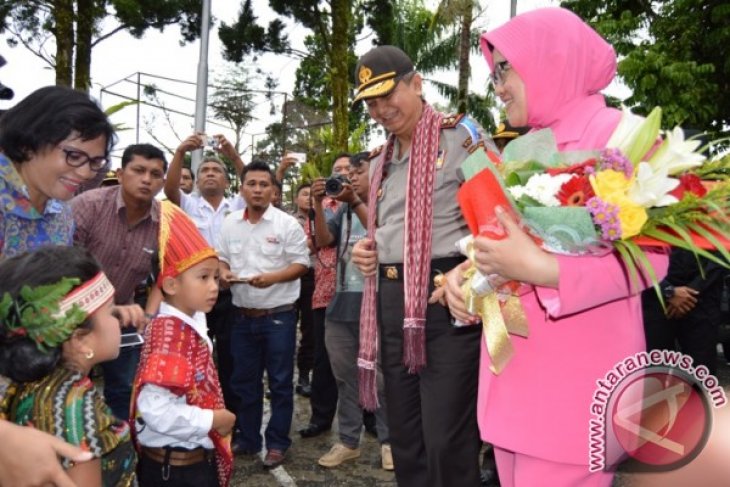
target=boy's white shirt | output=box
[135,302,215,449]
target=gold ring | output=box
[433,273,446,288]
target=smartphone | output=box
[120,332,145,348]
[288,151,306,165]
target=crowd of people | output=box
[0,7,728,487]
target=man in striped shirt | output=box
[71,143,166,420]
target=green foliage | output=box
[562,0,730,138]
[209,64,256,148]
[0,277,87,353]
[0,0,203,91]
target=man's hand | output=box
[176,133,205,155]
[352,238,378,277]
[666,286,699,318]
[112,304,149,332]
[219,268,236,289]
[443,261,481,325]
[248,273,275,288]
[277,154,299,178]
[311,178,327,204]
[0,420,94,487]
[212,134,238,160]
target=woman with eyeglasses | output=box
[445,8,669,486]
[0,85,115,258]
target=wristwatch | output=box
[662,284,675,300]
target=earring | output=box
[84,350,95,360]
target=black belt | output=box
[379,257,465,282]
[238,303,296,318]
[141,446,213,466]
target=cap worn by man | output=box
[353,45,414,103]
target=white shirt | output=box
[217,205,309,309]
[179,191,246,249]
[135,302,215,449]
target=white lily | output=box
[606,107,645,151]
[627,162,679,208]
[647,126,706,175]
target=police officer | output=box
[351,45,497,487]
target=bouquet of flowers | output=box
[456,107,730,373]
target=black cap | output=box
[353,45,414,103]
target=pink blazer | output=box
[477,251,667,464]
[479,8,669,465]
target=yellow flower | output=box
[590,170,632,202]
[616,199,648,238]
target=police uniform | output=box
[355,45,498,487]
[369,114,494,487]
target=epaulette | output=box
[441,113,465,129]
[368,145,384,160]
[457,115,484,153]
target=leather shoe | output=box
[481,465,500,486]
[231,441,261,457]
[295,382,312,397]
[298,423,331,438]
[263,448,286,469]
[231,441,260,457]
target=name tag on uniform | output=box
[435,150,446,170]
[266,236,280,244]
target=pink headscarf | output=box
[481,8,620,150]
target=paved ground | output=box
[229,351,730,486]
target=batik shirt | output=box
[0,153,74,258]
[0,368,137,487]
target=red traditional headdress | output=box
[157,200,217,287]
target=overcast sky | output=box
[0,0,558,164]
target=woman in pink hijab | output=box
[446,8,669,487]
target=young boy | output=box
[131,201,236,487]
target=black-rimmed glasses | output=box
[62,147,108,172]
[490,61,512,86]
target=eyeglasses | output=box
[490,61,512,86]
[61,147,109,172]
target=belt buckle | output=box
[384,266,398,280]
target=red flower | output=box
[546,158,597,177]
[669,174,707,200]
[557,176,595,207]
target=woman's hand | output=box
[473,207,558,288]
[352,238,378,277]
[0,420,94,487]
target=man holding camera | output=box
[310,152,394,470]
[350,45,496,486]
[163,133,246,414]
[297,154,351,439]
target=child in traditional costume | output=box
[0,245,137,487]
[131,201,235,487]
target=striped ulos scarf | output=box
[358,103,444,410]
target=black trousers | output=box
[206,289,238,414]
[297,270,316,379]
[308,307,338,427]
[643,290,720,375]
[137,454,218,487]
[378,273,482,487]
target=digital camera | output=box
[325,174,350,196]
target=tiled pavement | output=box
[229,354,730,486]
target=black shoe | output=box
[232,441,260,457]
[295,383,312,397]
[363,410,377,438]
[480,465,500,486]
[298,423,331,438]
